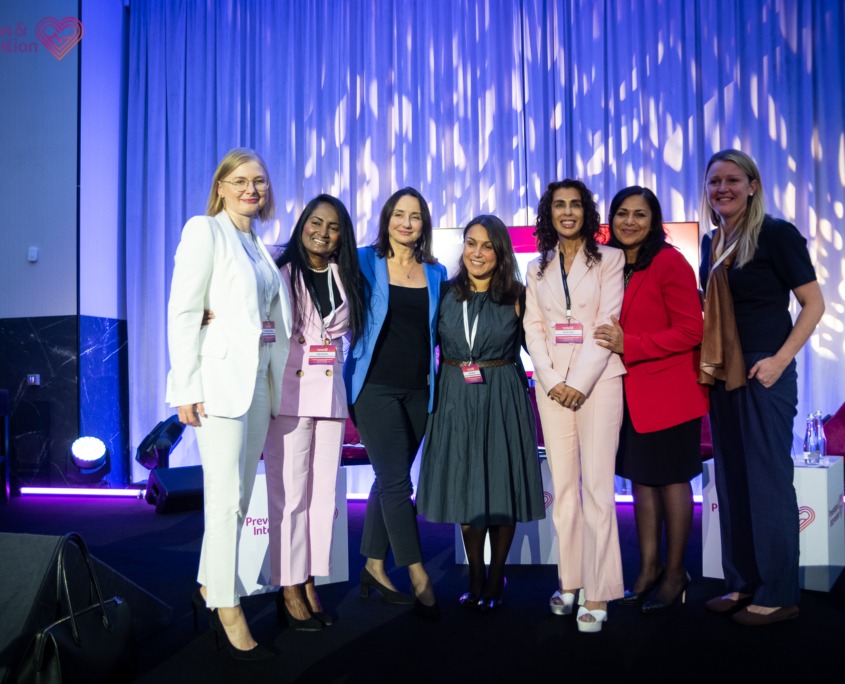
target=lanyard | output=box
[316,269,336,342]
[462,298,484,361]
[238,229,277,319]
[558,252,573,320]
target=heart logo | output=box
[798,506,815,532]
[36,17,84,61]
[543,491,553,509]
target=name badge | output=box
[461,363,483,384]
[554,322,583,344]
[261,320,276,344]
[308,344,337,365]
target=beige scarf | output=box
[699,229,746,390]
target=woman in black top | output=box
[342,188,448,618]
[698,149,824,626]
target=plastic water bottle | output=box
[803,413,820,465]
[814,410,827,458]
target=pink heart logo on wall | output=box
[35,16,84,61]
[798,506,815,532]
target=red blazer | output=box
[620,246,708,433]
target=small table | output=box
[702,456,844,592]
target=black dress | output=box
[416,290,545,527]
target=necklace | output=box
[389,257,417,279]
[623,264,635,289]
[307,263,330,274]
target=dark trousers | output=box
[352,383,429,567]
[709,352,800,607]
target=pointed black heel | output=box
[359,568,415,605]
[275,591,324,632]
[208,608,276,661]
[642,571,691,614]
[191,588,208,631]
[615,568,664,607]
[478,577,507,612]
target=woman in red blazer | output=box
[594,186,708,613]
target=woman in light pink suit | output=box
[263,195,364,631]
[524,179,626,633]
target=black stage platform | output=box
[1,494,842,683]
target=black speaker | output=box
[0,532,171,683]
[145,465,204,513]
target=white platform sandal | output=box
[549,590,579,616]
[576,605,608,633]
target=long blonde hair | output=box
[206,148,275,221]
[699,149,765,268]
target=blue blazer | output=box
[343,246,448,411]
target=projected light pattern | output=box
[126,1,844,481]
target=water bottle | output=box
[803,413,820,465]
[814,410,827,458]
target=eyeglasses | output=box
[220,178,269,192]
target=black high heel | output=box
[642,571,691,614]
[615,568,664,607]
[359,568,415,605]
[275,591,324,632]
[191,588,208,631]
[458,592,481,608]
[478,577,507,612]
[208,609,276,661]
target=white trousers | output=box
[195,348,271,608]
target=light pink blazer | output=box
[278,263,350,419]
[524,244,626,398]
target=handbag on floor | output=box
[15,532,133,684]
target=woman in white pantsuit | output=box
[262,194,363,631]
[166,148,291,659]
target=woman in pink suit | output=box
[524,179,625,633]
[262,194,364,631]
[594,186,709,613]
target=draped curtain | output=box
[126,0,844,481]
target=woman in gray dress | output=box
[417,215,545,610]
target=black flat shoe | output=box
[642,572,691,614]
[359,568,415,605]
[208,609,276,661]
[191,588,208,631]
[458,592,480,608]
[275,591,324,631]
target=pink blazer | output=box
[278,264,350,419]
[524,244,626,398]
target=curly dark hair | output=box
[372,187,437,264]
[449,214,523,306]
[276,194,364,346]
[606,186,667,272]
[534,179,602,278]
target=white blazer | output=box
[166,211,292,418]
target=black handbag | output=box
[15,532,133,684]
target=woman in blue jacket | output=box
[343,187,447,619]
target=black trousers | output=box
[709,353,800,607]
[352,383,428,567]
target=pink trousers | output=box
[263,415,344,586]
[535,376,624,602]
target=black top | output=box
[700,216,816,353]
[303,267,343,321]
[366,285,430,388]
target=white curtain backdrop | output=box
[126,0,844,481]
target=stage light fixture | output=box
[135,415,186,470]
[66,436,111,484]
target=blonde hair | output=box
[206,148,275,221]
[699,149,765,268]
